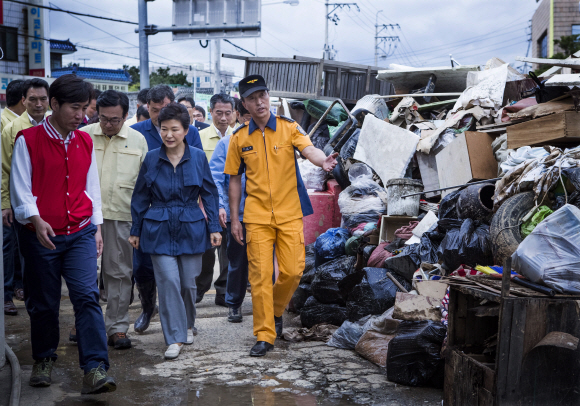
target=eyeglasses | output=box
[99,116,122,125]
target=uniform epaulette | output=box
[278,115,295,123]
[233,123,247,134]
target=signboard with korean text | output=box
[172,0,261,40]
[28,3,49,77]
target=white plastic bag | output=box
[298,159,328,191]
[512,204,580,294]
[338,179,388,229]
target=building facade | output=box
[532,0,580,58]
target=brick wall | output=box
[0,1,27,75]
[532,0,580,60]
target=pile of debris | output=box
[281,55,580,390]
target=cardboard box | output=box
[506,111,580,149]
[379,215,418,243]
[435,131,497,196]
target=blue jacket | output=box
[130,145,221,256]
[131,119,203,152]
[209,134,247,223]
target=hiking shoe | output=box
[81,363,116,395]
[4,300,17,316]
[29,358,54,387]
[228,307,243,323]
[107,332,132,350]
[14,288,24,301]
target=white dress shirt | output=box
[10,118,103,226]
[27,112,46,127]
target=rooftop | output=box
[51,66,132,82]
[50,39,77,54]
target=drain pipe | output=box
[5,344,21,406]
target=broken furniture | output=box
[444,277,580,406]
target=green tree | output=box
[123,65,140,86]
[149,67,192,86]
[533,34,580,76]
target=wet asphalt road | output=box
[4,284,443,406]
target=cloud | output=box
[51,0,538,80]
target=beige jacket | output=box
[199,124,233,162]
[85,122,148,221]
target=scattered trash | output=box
[437,218,493,271]
[512,205,580,294]
[311,256,357,305]
[315,228,351,265]
[386,320,447,387]
[300,297,348,329]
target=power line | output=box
[5,0,137,25]
[223,39,255,56]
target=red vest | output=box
[16,124,94,235]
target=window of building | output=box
[0,26,19,61]
[573,24,580,37]
[539,32,548,58]
[205,77,209,83]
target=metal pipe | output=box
[401,177,501,198]
[140,23,261,34]
[5,345,21,406]
[138,0,150,89]
[386,273,408,293]
[307,98,356,138]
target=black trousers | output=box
[197,229,228,298]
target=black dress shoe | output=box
[250,341,274,357]
[275,315,283,338]
[215,295,227,307]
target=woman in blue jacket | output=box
[129,103,222,360]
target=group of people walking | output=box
[1,73,337,394]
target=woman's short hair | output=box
[158,102,190,129]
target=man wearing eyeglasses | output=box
[84,90,148,350]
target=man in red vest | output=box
[10,74,116,394]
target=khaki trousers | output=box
[102,219,133,336]
[245,217,305,344]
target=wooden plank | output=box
[506,112,580,149]
[315,59,324,99]
[448,288,458,347]
[516,55,580,68]
[455,288,468,346]
[336,67,342,98]
[504,299,527,402]
[495,298,513,403]
[365,67,371,93]
[521,299,547,358]
[502,258,511,298]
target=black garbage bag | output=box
[301,244,317,283]
[311,256,357,305]
[288,283,311,313]
[386,320,447,387]
[383,230,441,281]
[437,218,493,271]
[339,129,360,161]
[315,228,351,265]
[326,315,373,350]
[346,268,411,322]
[438,190,460,220]
[300,296,348,328]
[307,121,331,151]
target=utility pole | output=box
[193,65,197,102]
[374,10,383,66]
[324,2,359,60]
[138,0,150,89]
[213,39,221,94]
[375,24,400,64]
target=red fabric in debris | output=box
[394,221,420,240]
[501,97,537,122]
[367,242,393,268]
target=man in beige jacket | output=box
[85,90,148,349]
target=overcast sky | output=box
[48,0,540,81]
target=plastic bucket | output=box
[386,178,424,216]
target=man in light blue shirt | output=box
[209,133,248,323]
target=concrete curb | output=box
[5,344,21,406]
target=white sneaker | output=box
[185,329,194,345]
[164,343,182,359]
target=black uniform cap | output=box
[239,75,269,98]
